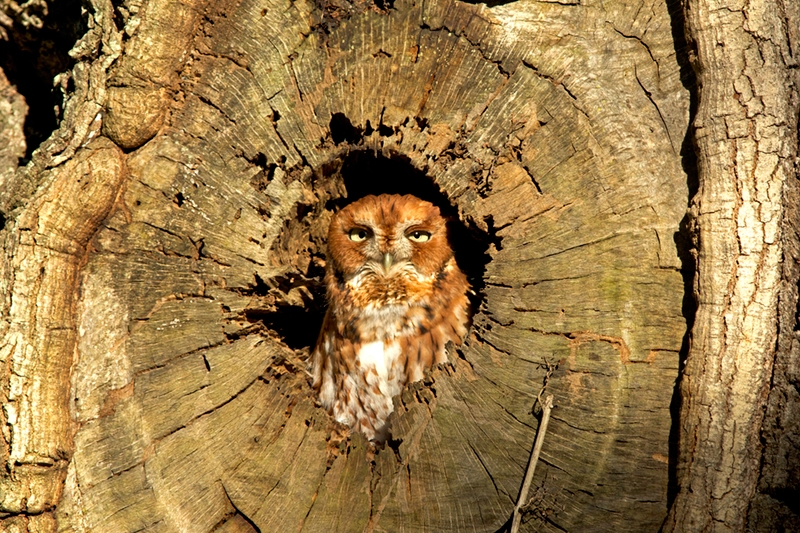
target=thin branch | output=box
[511,359,557,533]
[511,394,554,533]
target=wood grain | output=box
[1,0,690,530]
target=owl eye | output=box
[407,230,431,243]
[348,228,370,242]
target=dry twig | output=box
[511,394,554,532]
[511,360,557,533]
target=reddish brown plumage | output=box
[310,194,470,441]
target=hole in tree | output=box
[329,113,362,145]
[249,150,492,354]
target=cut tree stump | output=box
[0,0,691,530]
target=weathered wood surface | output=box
[0,0,691,530]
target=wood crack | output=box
[521,59,589,120]
[419,19,509,78]
[634,66,674,151]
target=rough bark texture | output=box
[1,0,693,531]
[663,0,800,531]
[747,1,800,529]
[0,68,26,188]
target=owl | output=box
[310,194,470,441]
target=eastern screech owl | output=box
[310,194,470,441]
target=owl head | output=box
[326,194,454,280]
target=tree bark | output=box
[2,0,794,530]
[663,0,800,531]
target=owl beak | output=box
[382,252,394,274]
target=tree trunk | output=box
[663,0,800,531]
[0,0,795,531]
